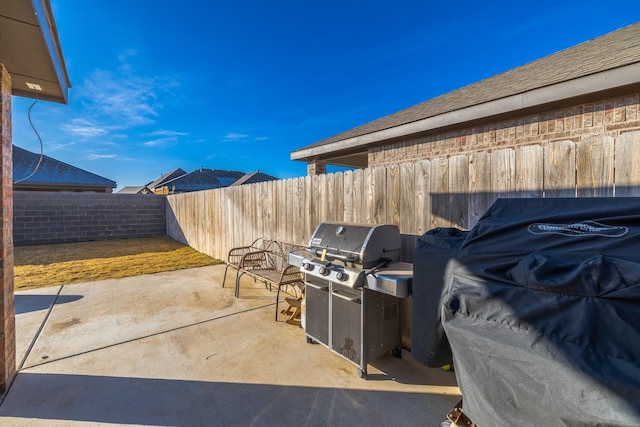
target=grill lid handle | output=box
[306,247,359,263]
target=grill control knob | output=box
[302,262,313,271]
[336,272,348,282]
[318,267,329,276]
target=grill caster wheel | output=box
[392,347,402,358]
[306,336,315,344]
[357,368,367,379]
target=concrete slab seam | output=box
[0,285,65,408]
[20,302,277,371]
[17,285,65,371]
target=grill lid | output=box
[307,222,401,268]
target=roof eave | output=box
[14,181,116,190]
[33,0,70,104]
[291,62,640,162]
[2,0,71,104]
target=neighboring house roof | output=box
[160,168,245,193]
[291,22,640,166]
[230,170,278,186]
[0,1,71,104]
[147,168,187,190]
[213,169,247,187]
[118,186,153,194]
[149,168,278,193]
[13,145,116,191]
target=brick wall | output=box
[0,64,15,393]
[368,92,640,166]
[307,159,327,175]
[14,192,167,246]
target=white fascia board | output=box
[32,0,69,104]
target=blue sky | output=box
[11,1,640,190]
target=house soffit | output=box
[0,0,71,104]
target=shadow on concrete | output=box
[363,362,457,386]
[0,372,453,426]
[15,295,83,315]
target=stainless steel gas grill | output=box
[288,222,413,378]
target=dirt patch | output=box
[14,237,222,291]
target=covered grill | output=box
[412,198,640,426]
[289,222,412,378]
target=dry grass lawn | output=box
[14,236,222,291]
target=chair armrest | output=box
[227,245,253,263]
[228,238,274,264]
[278,265,304,285]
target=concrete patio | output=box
[1,264,460,426]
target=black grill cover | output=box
[411,227,467,367]
[422,198,640,426]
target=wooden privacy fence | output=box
[167,132,640,262]
[166,133,640,348]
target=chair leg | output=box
[222,264,230,288]
[235,270,242,298]
[275,285,281,321]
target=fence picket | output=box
[615,131,640,196]
[372,166,387,224]
[449,154,469,229]
[430,157,450,228]
[545,140,576,197]
[491,148,516,198]
[469,152,492,228]
[577,135,614,197]
[399,162,415,235]
[386,164,400,226]
[343,170,354,223]
[414,159,431,235]
[515,144,543,198]
[353,168,365,224]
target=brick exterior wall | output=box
[13,192,167,246]
[368,92,640,166]
[307,159,326,175]
[0,65,15,393]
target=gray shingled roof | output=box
[118,186,152,194]
[147,168,187,189]
[215,170,247,187]
[230,170,278,186]
[161,168,246,193]
[298,22,640,152]
[13,145,116,190]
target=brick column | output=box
[307,158,326,176]
[0,64,15,393]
